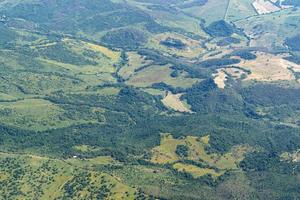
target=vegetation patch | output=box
[0,153,137,200]
[83,42,121,62]
[285,34,300,51]
[173,163,225,178]
[147,32,205,58]
[0,99,102,131]
[160,37,187,50]
[101,28,148,49]
[204,20,236,37]
[150,134,253,170]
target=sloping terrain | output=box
[0,0,299,199]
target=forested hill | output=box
[0,0,299,199]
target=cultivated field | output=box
[252,0,281,15]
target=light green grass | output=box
[173,163,225,178]
[225,0,256,22]
[0,99,100,131]
[126,64,199,88]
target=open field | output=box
[118,52,152,80]
[173,163,225,178]
[150,134,253,178]
[161,92,192,113]
[0,99,103,131]
[234,52,299,82]
[213,69,228,89]
[225,0,257,21]
[0,0,299,199]
[223,67,249,80]
[126,64,199,88]
[31,38,120,75]
[182,0,229,24]
[82,41,121,62]
[150,134,184,164]
[147,32,205,58]
[252,0,281,15]
[235,8,300,48]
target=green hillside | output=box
[0,0,299,199]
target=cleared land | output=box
[118,52,152,80]
[213,69,228,89]
[126,64,199,88]
[147,32,205,59]
[161,92,192,113]
[173,163,225,178]
[252,0,281,15]
[234,52,298,82]
[82,41,121,62]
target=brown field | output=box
[223,67,248,79]
[252,0,281,14]
[213,69,228,89]
[281,150,300,163]
[233,52,298,82]
[161,92,192,113]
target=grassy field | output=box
[183,0,229,23]
[235,7,300,48]
[0,1,299,199]
[225,0,257,22]
[118,52,152,80]
[0,99,103,131]
[161,92,192,113]
[126,64,199,88]
[146,32,205,58]
[82,41,121,62]
[173,163,225,178]
[150,133,253,178]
